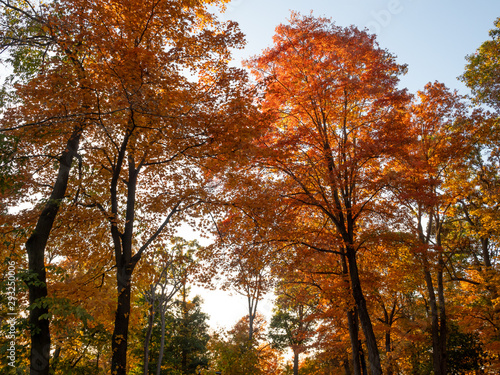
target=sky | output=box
[194,0,500,331]
[219,0,500,94]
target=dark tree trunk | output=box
[382,298,397,375]
[110,135,136,375]
[181,285,189,375]
[345,245,382,375]
[108,122,183,374]
[347,309,361,375]
[143,300,155,375]
[437,254,447,375]
[156,303,167,375]
[359,341,368,375]
[293,351,299,375]
[111,266,132,375]
[423,262,447,375]
[108,158,181,373]
[385,328,394,375]
[385,330,391,354]
[322,112,382,375]
[343,356,352,375]
[482,237,492,269]
[182,349,188,375]
[341,251,361,375]
[26,127,82,375]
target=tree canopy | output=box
[1,5,499,375]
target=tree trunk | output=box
[293,351,299,375]
[181,285,188,374]
[343,356,352,375]
[26,127,82,375]
[248,298,254,341]
[385,329,394,375]
[346,246,382,375]
[383,299,397,375]
[110,146,137,375]
[182,351,188,375]
[385,330,391,354]
[482,237,492,269]
[423,264,447,375]
[341,249,362,375]
[108,149,182,374]
[346,309,361,375]
[156,304,167,375]
[111,266,132,375]
[437,255,447,375]
[359,341,368,375]
[247,290,259,342]
[144,300,155,375]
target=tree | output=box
[369,237,416,375]
[168,292,210,374]
[390,82,473,375]
[2,1,257,374]
[245,13,410,375]
[202,213,275,342]
[142,237,196,375]
[0,134,20,202]
[461,17,500,110]
[207,314,276,375]
[232,254,270,343]
[446,322,487,375]
[269,282,317,375]
[144,288,210,375]
[1,1,95,372]
[439,111,500,366]
[454,18,500,365]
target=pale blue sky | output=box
[218,0,500,95]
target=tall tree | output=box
[61,1,251,372]
[441,111,500,366]
[142,237,195,375]
[144,288,210,375]
[391,82,472,375]
[203,213,274,342]
[1,0,257,374]
[455,18,500,364]
[269,281,317,375]
[169,291,211,374]
[0,1,97,372]
[461,17,500,110]
[245,13,410,375]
